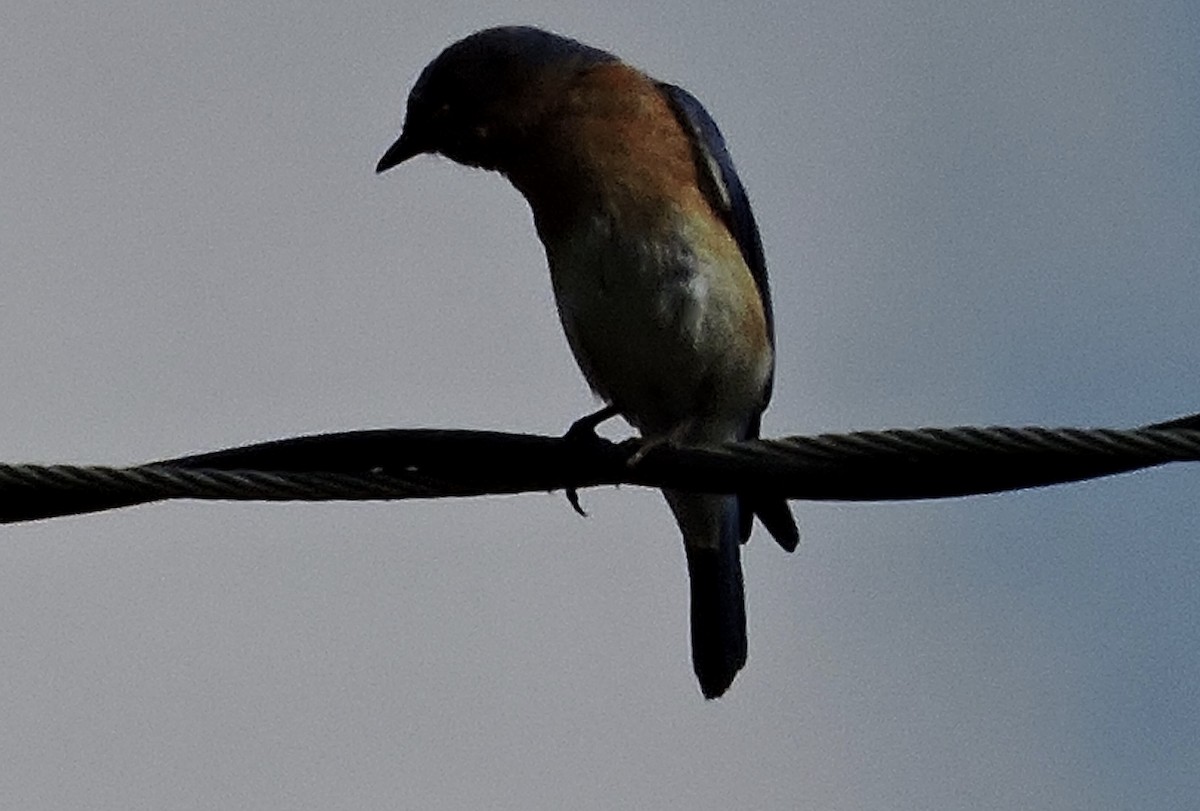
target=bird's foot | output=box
[626,434,668,466]
[565,405,619,441]
[626,418,695,466]
[562,405,620,517]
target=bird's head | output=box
[376,26,617,173]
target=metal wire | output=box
[1,416,1197,524]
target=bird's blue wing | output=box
[660,82,799,552]
[657,82,775,347]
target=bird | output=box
[376,26,798,698]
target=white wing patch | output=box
[678,115,734,215]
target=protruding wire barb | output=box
[1,415,1198,524]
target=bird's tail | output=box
[667,491,747,699]
[743,494,799,552]
[741,414,800,551]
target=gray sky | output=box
[2,1,1198,808]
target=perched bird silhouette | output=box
[377,26,797,698]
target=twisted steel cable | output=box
[1,415,1197,524]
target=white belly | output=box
[543,212,771,440]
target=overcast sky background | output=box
[1,2,1198,809]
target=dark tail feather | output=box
[740,414,800,552]
[745,495,799,552]
[684,513,747,699]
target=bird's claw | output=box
[565,487,588,517]
[560,405,620,518]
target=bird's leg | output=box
[566,404,620,440]
[563,405,620,516]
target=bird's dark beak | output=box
[375,128,422,174]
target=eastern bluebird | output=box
[377,26,798,699]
